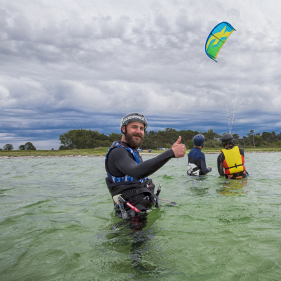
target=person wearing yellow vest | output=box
[217,133,247,179]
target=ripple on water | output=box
[1,153,281,280]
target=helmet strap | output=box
[121,125,127,135]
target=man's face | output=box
[123,121,145,148]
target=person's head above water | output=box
[221,133,234,147]
[193,134,205,147]
[120,112,148,133]
[120,112,148,149]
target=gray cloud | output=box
[0,0,281,149]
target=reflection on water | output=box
[186,176,211,197]
[112,212,149,233]
[103,209,165,278]
[217,178,248,196]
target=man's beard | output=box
[125,132,144,149]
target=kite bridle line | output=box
[225,99,231,132]
[229,45,241,134]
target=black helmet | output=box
[193,134,205,146]
[221,133,234,146]
[120,112,148,133]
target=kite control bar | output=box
[113,195,140,213]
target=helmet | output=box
[221,133,234,146]
[120,112,148,133]
[193,134,205,146]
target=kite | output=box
[205,22,236,62]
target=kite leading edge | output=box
[205,22,236,62]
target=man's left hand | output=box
[171,136,186,158]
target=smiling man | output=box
[105,112,186,217]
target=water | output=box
[1,153,281,280]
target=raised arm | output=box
[108,147,175,179]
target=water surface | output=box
[1,153,281,280]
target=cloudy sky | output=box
[1,0,280,149]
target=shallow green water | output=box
[1,153,281,280]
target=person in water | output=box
[217,133,247,179]
[187,134,212,176]
[105,112,186,217]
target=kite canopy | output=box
[205,22,235,62]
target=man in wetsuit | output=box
[105,112,186,216]
[217,133,247,179]
[187,134,212,176]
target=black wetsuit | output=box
[217,145,246,178]
[105,141,175,213]
[106,141,175,180]
[187,147,211,175]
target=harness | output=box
[225,170,247,179]
[106,178,160,213]
[105,141,160,213]
[187,163,200,176]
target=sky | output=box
[1,0,281,149]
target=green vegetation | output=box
[2,128,281,157]
[57,128,281,151]
[59,129,119,150]
[3,144,13,150]
[19,142,36,150]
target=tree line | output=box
[1,142,36,151]
[58,128,281,150]
[2,129,280,151]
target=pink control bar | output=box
[126,202,139,213]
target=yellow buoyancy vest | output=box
[221,146,244,174]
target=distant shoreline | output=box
[0,155,104,159]
[1,150,279,159]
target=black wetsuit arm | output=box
[217,153,225,176]
[199,158,211,174]
[107,148,175,179]
[239,147,245,157]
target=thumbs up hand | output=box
[171,136,186,158]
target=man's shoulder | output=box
[188,148,197,157]
[197,150,205,158]
[238,146,244,154]
[217,151,224,160]
[110,141,134,150]
[107,143,128,156]
[189,147,205,159]
[107,146,135,162]
[189,147,201,153]
[232,145,244,153]
[111,141,126,147]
